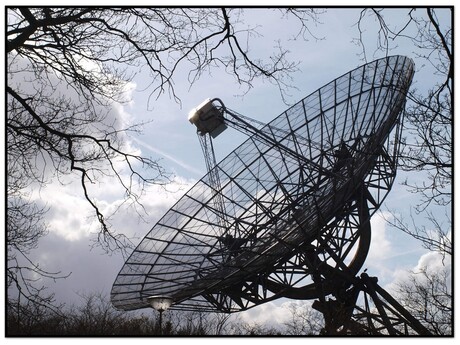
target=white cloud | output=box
[384,250,451,297]
[37,188,94,241]
[370,211,393,258]
[31,231,127,307]
[231,299,294,332]
[24,174,196,307]
[31,171,195,242]
[364,211,393,276]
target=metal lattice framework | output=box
[111,56,415,320]
[311,272,432,335]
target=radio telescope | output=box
[111,56,429,334]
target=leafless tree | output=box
[164,309,232,335]
[229,319,281,335]
[7,291,151,336]
[211,312,233,335]
[167,310,208,335]
[283,302,324,335]
[69,291,130,335]
[396,266,452,335]
[7,156,69,321]
[6,7,322,315]
[6,297,70,336]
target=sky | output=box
[3,5,453,336]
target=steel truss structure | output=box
[111,56,427,334]
[312,272,432,335]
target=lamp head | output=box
[147,295,173,312]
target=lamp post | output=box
[147,295,173,335]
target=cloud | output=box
[23,175,196,307]
[231,299,297,332]
[369,211,393,260]
[32,170,195,240]
[413,251,452,289]
[33,184,94,242]
[383,250,451,297]
[28,231,126,307]
[361,210,394,278]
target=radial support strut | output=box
[197,133,229,231]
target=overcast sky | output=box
[4,6,452,333]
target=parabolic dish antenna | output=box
[111,56,415,316]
